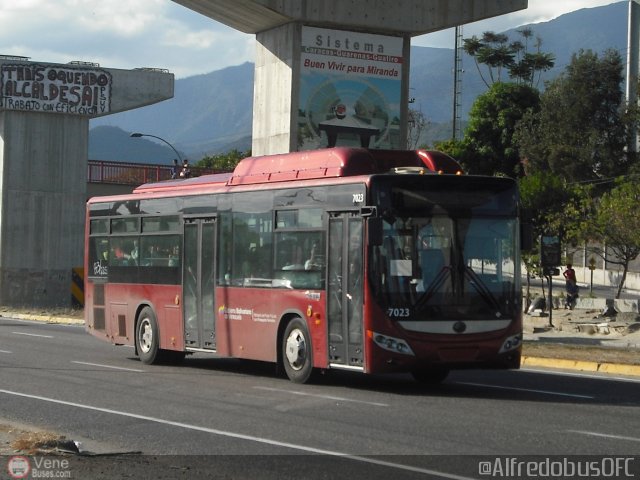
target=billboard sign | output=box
[299,26,403,150]
[0,63,112,116]
[540,235,562,267]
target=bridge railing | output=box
[87,160,223,185]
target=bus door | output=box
[183,217,217,350]
[327,212,364,369]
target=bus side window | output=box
[140,235,181,267]
[274,232,324,289]
[224,209,273,286]
[109,237,138,267]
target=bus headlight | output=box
[499,334,522,353]
[372,332,415,356]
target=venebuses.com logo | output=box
[7,456,30,479]
[6,455,71,478]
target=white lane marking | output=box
[570,430,640,443]
[523,367,640,384]
[0,349,12,354]
[254,386,390,407]
[454,382,595,399]
[72,361,144,373]
[0,388,474,480]
[12,332,54,338]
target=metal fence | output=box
[87,160,222,185]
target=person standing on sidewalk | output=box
[563,263,578,309]
[170,159,180,179]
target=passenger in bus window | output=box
[129,241,139,265]
[305,241,322,270]
[112,244,126,263]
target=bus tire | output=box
[136,307,162,364]
[282,318,313,384]
[411,367,449,385]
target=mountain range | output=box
[89,1,630,163]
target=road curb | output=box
[0,312,84,325]
[522,355,640,376]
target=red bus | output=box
[85,147,524,384]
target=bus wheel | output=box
[282,318,313,383]
[411,368,449,385]
[136,307,161,365]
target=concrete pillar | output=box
[0,59,173,306]
[253,23,300,155]
[0,112,86,306]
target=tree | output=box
[432,138,466,160]
[196,149,249,171]
[518,171,593,305]
[519,172,593,244]
[454,82,540,177]
[590,180,640,298]
[463,29,554,88]
[516,49,632,183]
[509,30,554,87]
[407,108,429,149]
[464,32,513,87]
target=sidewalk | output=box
[0,306,84,325]
[523,303,640,375]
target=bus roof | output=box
[131,148,463,195]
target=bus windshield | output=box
[369,176,520,322]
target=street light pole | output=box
[130,132,183,162]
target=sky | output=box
[0,0,626,79]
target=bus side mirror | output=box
[520,223,533,251]
[368,217,383,246]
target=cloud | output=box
[0,0,254,78]
[413,0,621,48]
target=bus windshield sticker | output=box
[390,259,411,276]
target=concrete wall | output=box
[0,111,86,306]
[576,266,640,295]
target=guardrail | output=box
[87,160,223,185]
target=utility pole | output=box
[452,26,464,140]
[626,0,640,152]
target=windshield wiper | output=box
[413,266,451,311]
[464,267,502,316]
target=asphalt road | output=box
[2,317,640,479]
